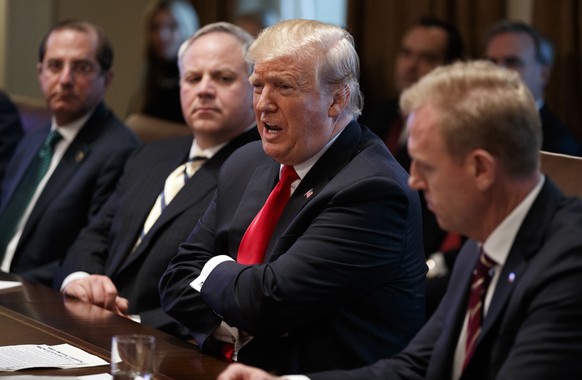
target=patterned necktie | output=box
[237,165,299,264]
[464,249,496,369]
[0,130,62,256]
[137,156,207,245]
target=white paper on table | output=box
[0,343,108,371]
[2,373,113,380]
[0,280,21,290]
[0,374,111,379]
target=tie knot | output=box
[45,130,63,148]
[473,249,497,279]
[39,130,62,159]
[184,155,207,178]
[281,165,299,184]
[479,250,496,269]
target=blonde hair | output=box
[400,60,541,177]
[247,19,363,117]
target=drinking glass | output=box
[111,334,155,380]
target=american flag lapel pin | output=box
[304,189,314,199]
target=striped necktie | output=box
[463,249,496,369]
[0,130,62,256]
[136,156,207,247]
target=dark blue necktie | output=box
[0,130,62,256]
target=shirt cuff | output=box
[190,255,234,292]
[284,376,311,380]
[60,271,90,292]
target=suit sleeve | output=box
[55,143,143,288]
[0,92,23,186]
[489,245,582,378]
[54,181,121,288]
[161,173,421,345]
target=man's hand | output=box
[218,363,282,380]
[62,275,129,315]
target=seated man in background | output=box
[218,61,582,380]
[0,90,24,187]
[361,17,466,317]
[55,22,259,338]
[160,19,426,374]
[485,19,581,155]
[0,20,138,285]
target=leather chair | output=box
[540,150,582,198]
[11,94,51,134]
[125,113,190,143]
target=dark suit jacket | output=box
[540,104,581,156]
[309,179,582,380]
[0,103,138,285]
[55,128,259,337]
[160,121,427,374]
[0,91,23,187]
[360,101,459,318]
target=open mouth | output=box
[264,122,282,132]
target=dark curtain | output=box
[532,0,582,140]
[347,0,507,109]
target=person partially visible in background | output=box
[485,19,581,156]
[126,0,199,139]
[0,20,138,286]
[55,22,259,338]
[233,8,279,37]
[0,90,24,188]
[360,17,466,317]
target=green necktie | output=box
[0,130,63,256]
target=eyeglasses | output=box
[44,59,101,76]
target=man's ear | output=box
[469,149,496,191]
[328,85,350,118]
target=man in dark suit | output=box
[0,91,24,187]
[160,19,426,374]
[360,17,466,317]
[0,20,138,286]
[55,22,259,338]
[218,61,582,380]
[485,19,581,156]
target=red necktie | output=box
[464,249,496,369]
[237,165,299,264]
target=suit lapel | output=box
[427,240,479,378]
[0,127,48,210]
[469,179,562,367]
[265,121,362,262]
[121,157,213,271]
[110,147,190,275]
[118,128,261,273]
[22,104,109,236]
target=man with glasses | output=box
[0,20,138,286]
[485,20,581,156]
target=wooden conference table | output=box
[0,272,229,379]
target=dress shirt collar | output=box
[51,109,93,143]
[189,139,227,160]
[482,175,545,266]
[284,126,346,185]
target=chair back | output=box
[540,151,582,198]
